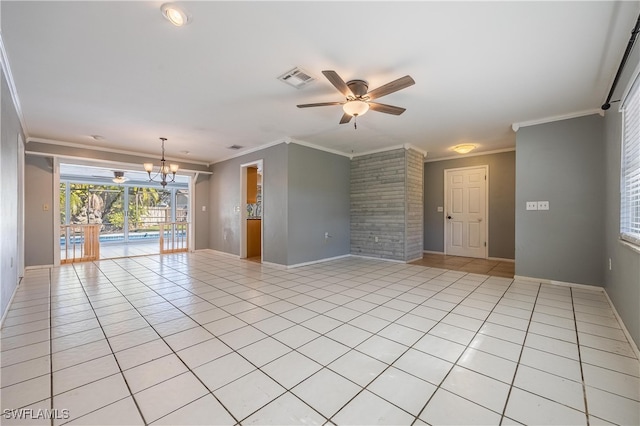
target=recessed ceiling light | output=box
[452,144,476,154]
[161,3,191,27]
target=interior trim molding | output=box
[602,289,640,359]
[0,277,21,329]
[424,147,515,163]
[285,254,351,269]
[0,32,28,136]
[511,109,603,132]
[513,275,602,291]
[26,137,210,167]
[287,138,353,159]
[212,138,287,165]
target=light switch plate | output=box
[526,202,538,210]
[537,201,549,210]
[437,206,444,212]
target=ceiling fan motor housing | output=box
[346,80,369,98]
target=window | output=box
[621,74,640,246]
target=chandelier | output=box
[143,137,179,187]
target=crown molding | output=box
[511,109,603,132]
[424,147,515,163]
[26,137,210,166]
[286,137,353,159]
[211,138,287,165]
[0,31,28,136]
[404,143,428,157]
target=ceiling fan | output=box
[297,70,415,128]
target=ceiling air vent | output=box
[227,145,243,150]
[277,67,315,89]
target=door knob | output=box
[447,215,452,219]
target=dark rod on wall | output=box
[602,13,640,110]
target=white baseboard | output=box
[488,257,515,263]
[513,275,603,291]
[0,278,21,329]
[350,254,407,264]
[25,264,54,270]
[260,261,287,269]
[602,290,640,359]
[286,254,351,269]
[205,249,240,259]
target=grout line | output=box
[498,281,541,425]
[571,286,591,426]
[60,263,149,426]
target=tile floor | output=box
[411,254,515,278]
[1,251,638,425]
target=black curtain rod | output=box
[602,13,640,110]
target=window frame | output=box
[620,71,640,247]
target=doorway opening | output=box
[58,163,190,261]
[444,165,489,259]
[239,160,263,262]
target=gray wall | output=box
[209,142,351,266]
[194,174,210,250]
[515,115,605,285]
[287,143,351,265]
[603,45,640,346]
[1,66,23,318]
[25,155,55,266]
[423,151,515,259]
[209,143,289,265]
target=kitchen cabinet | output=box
[247,167,258,203]
[247,219,261,258]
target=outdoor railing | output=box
[159,222,189,254]
[60,224,100,264]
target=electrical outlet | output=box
[537,201,549,210]
[526,202,538,211]
[324,232,329,239]
[374,236,379,243]
[201,206,206,212]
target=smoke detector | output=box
[278,67,315,89]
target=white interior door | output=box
[444,166,488,258]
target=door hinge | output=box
[485,175,487,180]
[484,242,487,247]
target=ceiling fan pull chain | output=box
[354,116,357,130]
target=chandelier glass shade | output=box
[144,137,179,187]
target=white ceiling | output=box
[2,1,638,163]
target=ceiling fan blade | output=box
[339,113,353,124]
[297,102,344,108]
[369,102,406,115]
[322,70,354,97]
[366,75,415,100]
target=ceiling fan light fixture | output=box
[452,144,477,154]
[112,171,128,184]
[343,100,369,117]
[161,3,191,26]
